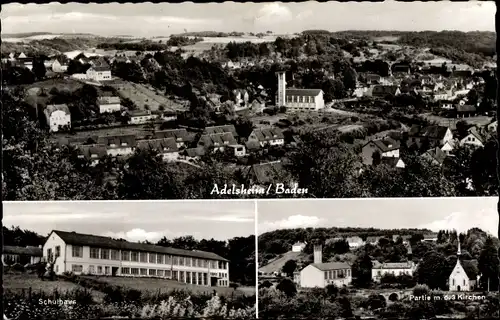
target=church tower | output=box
[276,71,286,107]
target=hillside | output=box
[258,250,305,273]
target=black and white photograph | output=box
[2,201,257,320]
[1,1,497,200]
[257,198,499,319]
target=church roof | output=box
[459,259,479,280]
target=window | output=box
[452,279,455,285]
[149,253,156,263]
[165,255,171,265]
[140,253,147,263]
[55,246,61,257]
[186,272,191,284]
[72,246,83,258]
[203,273,208,286]
[131,268,139,275]
[90,248,99,259]
[122,267,130,275]
[463,279,466,286]
[105,266,110,275]
[97,266,103,274]
[203,260,209,268]
[111,250,120,260]
[47,248,52,260]
[198,273,203,285]
[149,269,156,276]
[157,254,163,264]
[131,252,139,262]
[186,258,192,267]
[172,270,178,280]
[122,251,130,261]
[157,270,164,277]
[179,257,184,266]
[72,265,83,273]
[101,249,110,260]
[140,268,147,276]
[179,271,185,283]
[89,265,95,274]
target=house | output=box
[371,85,401,98]
[361,138,400,165]
[292,242,306,252]
[346,236,364,249]
[422,233,438,242]
[456,105,478,118]
[154,129,191,148]
[2,245,43,265]
[365,73,382,85]
[250,97,266,113]
[441,139,456,155]
[421,147,448,166]
[248,128,285,148]
[161,112,178,122]
[460,127,487,148]
[97,134,136,157]
[86,63,112,81]
[366,236,382,245]
[137,138,179,162]
[44,104,71,132]
[391,63,411,75]
[197,132,238,153]
[233,89,250,109]
[226,144,246,157]
[42,230,230,287]
[51,59,68,73]
[407,125,453,149]
[276,71,325,112]
[486,120,497,133]
[448,242,479,292]
[203,125,239,138]
[371,261,415,282]
[76,145,108,166]
[129,110,158,125]
[392,235,412,244]
[244,161,287,186]
[184,147,206,160]
[380,157,406,169]
[299,245,351,288]
[97,96,121,114]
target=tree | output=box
[342,67,357,91]
[276,278,297,298]
[282,259,297,277]
[32,58,47,80]
[478,237,500,291]
[415,251,448,289]
[372,150,382,166]
[352,252,372,288]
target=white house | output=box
[346,236,364,249]
[292,242,306,253]
[86,65,112,82]
[97,96,122,114]
[197,132,238,153]
[247,128,285,147]
[441,139,456,155]
[361,138,400,166]
[97,135,136,157]
[486,121,497,133]
[76,145,108,166]
[408,125,454,149]
[44,104,71,132]
[227,144,246,157]
[129,110,159,125]
[51,59,68,73]
[137,138,179,162]
[371,261,415,282]
[448,242,479,292]
[154,129,190,149]
[276,71,325,112]
[42,230,230,287]
[299,245,351,288]
[460,127,485,148]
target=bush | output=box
[413,284,430,296]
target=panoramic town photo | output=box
[1,2,497,200]
[2,201,257,319]
[257,198,499,319]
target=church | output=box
[448,241,480,292]
[275,71,325,112]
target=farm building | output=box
[299,245,352,288]
[276,71,325,112]
[2,245,43,265]
[43,230,230,287]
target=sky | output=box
[1,1,495,37]
[3,201,255,242]
[258,197,499,237]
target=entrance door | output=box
[457,285,461,292]
[210,277,218,287]
[112,267,119,276]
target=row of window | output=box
[324,269,351,280]
[286,95,315,103]
[451,279,467,286]
[68,246,227,269]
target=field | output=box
[80,275,256,297]
[422,113,493,130]
[3,273,104,300]
[109,80,187,112]
[259,251,304,274]
[52,125,154,143]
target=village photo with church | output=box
[2,201,257,319]
[257,197,499,319]
[2,1,497,200]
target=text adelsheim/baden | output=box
[210,183,308,195]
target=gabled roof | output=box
[97,134,136,148]
[137,138,179,153]
[365,137,400,153]
[285,88,323,97]
[203,125,238,137]
[247,161,284,185]
[309,262,351,271]
[154,129,190,142]
[45,104,70,116]
[77,144,107,159]
[198,132,237,148]
[185,147,205,157]
[250,128,284,141]
[459,259,479,280]
[3,245,43,256]
[422,147,447,165]
[408,125,450,140]
[51,230,228,262]
[372,85,399,96]
[372,261,413,270]
[97,96,121,105]
[380,157,404,168]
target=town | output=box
[2,28,497,200]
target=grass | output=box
[3,273,104,300]
[109,80,187,112]
[80,275,255,297]
[51,125,153,143]
[422,113,493,130]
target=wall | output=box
[300,265,324,288]
[449,262,472,291]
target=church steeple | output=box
[457,239,461,256]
